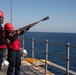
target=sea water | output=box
[20,32,76,75]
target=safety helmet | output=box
[0,11,4,18]
[4,23,14,30]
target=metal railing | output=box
[21,36,76,75]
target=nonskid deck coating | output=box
[0,60,54,75]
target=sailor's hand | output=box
[6,39,10,44]
[16,30,21,34]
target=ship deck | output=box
[0,60,54,75]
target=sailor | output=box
[4,16,48,74]
[4,23,22,75]
[0,10,10,70]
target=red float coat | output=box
[7,37,21,51]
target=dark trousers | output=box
[0,48,5,70]
[7,48,21,75]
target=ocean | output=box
[20,32,76,75]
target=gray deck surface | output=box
[0,60,54,75]
[0,66,45,75]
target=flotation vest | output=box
[0,26,6,48]
[7,37,21,51]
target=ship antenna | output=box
[11,0,12,24]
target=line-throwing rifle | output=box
[18,16,49,32]
[8,16,49,38]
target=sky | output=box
[0,0,76,33]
